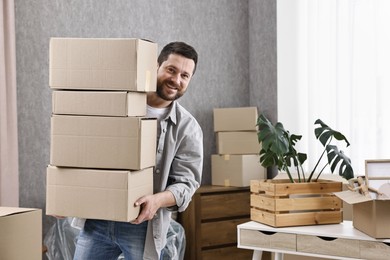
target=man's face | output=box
[156,53,195,101]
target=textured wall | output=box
[14,0,276,239]
[249,0,278,177]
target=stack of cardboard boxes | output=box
[46,38,158,222]
[211,107,266,187]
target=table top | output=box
[238,220,390,243]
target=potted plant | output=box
[256,114,354,183]
[250,114,354,227]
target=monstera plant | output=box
[257,114,354,183]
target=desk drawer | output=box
[201,191,250,219]
[360,241,390,260]
[201,218,249,247]
[297,234,360,258]
[239,229,296,251]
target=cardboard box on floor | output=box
[216,131,261,155]
[213,107,258,132]
[211,154,266,187]
[49,38,157,92]
[0,207,42,260]
[46,166,153,222]
[50,115,157,170]
[52,90,147,117]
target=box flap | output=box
[0,207,38,217]
[334,190,373,204]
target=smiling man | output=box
[73,42,204,260]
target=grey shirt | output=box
[143,101,203,259]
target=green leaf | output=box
[314,119,350,147]
[257,115,289,155]
[325,145,354,180]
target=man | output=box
[73,41,203,260]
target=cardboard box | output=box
[211,154,266,187]
[50,115,157,170]
[46,166,153,222]
[216,131,260,154]
[0,207,42,260]
[213,107,258,132]
[52,90,147,117]
[49,38,157,92]
[335,190,390,238]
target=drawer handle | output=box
[317,236,337,241]
[259,231,277,236]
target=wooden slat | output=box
[251,208,342,227]
[251,194,342,211]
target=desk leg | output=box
[252,250,263,260]
[274,252,284,260]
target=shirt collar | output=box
[164,101,177,125]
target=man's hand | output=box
[131,190,175,224]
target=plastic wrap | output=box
[44,217,79,260]
[162,219,186,260]
[44,218,186,260]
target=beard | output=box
[156,80,185,101]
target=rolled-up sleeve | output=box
[166,124,203,212]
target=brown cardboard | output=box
[211,154,266,187]
[216,131,261,154]
[353,200,390,238]
[213,107,258,132]
[0,207,42,260]
[46,166,153,222]
[49,38,157,91]
[52,90,147,116]
[50,115,157,170]
[334,190,390,238]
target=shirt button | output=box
[156,169,160,174]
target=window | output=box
[277,0,390,176]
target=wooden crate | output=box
[250,179,343,227]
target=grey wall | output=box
[14,0,276,240]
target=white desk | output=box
[237,221,390,260]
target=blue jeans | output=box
[73,219,148,260]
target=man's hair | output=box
[158,42,198,74]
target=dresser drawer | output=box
[201,218,249,247]
[297,234,360,258]
[201,190,250,219]
[239,228,296,251]
[360,241,390,260]
[202,245,253,260]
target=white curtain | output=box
[277,0,390,177]
[0,0,19,206]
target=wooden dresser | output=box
[178,185,253,260]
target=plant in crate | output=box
[256,114,354,183]
[251,114,355,227]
